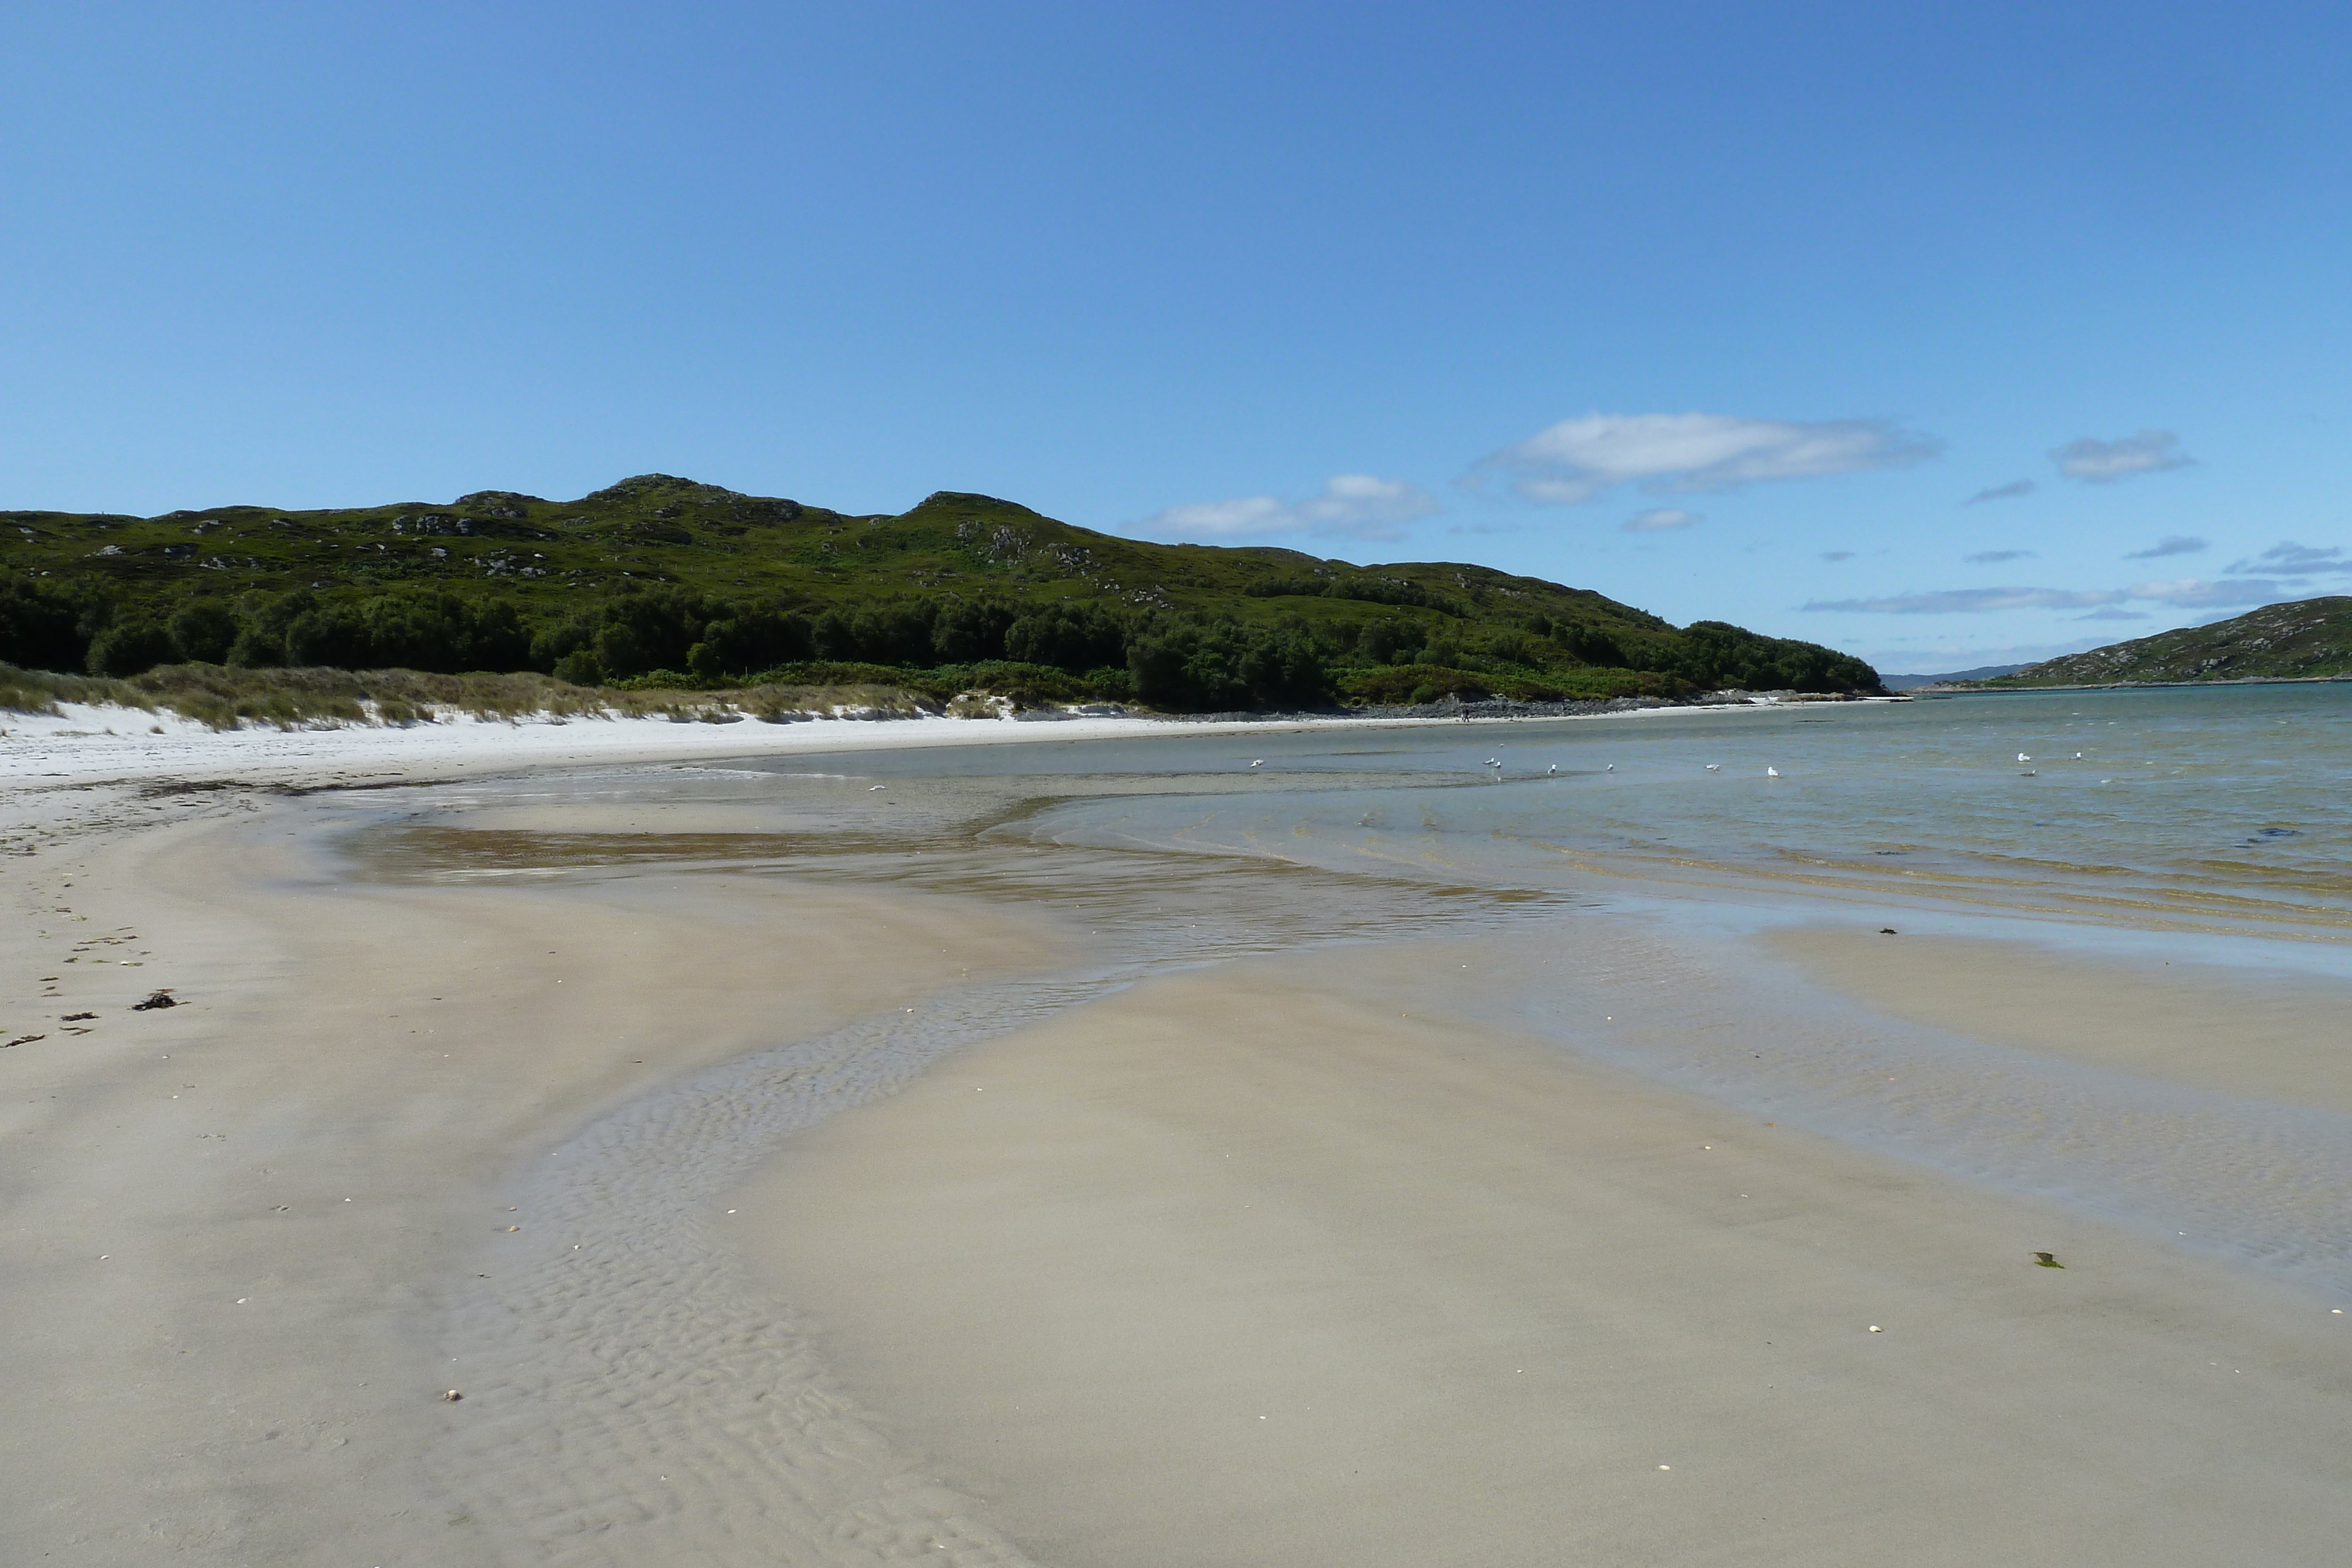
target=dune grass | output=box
[0,661,936,730]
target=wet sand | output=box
[1764,925,2352,1115]
[735,941,2352,1567]
[0,783,1065,1566]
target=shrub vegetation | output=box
[3,476,1880,709]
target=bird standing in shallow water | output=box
[1766,767,1780,778]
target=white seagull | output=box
[1249,758,1264,768]
[1705,764,1721,772]
[1546,764,1558,775]
[2017,753,2032,763]
[1766,767,1780,778]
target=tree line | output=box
[1,573,1880,708]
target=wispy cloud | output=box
[2125,534,2207,559]
[1805,577,2293,615]
[1622,507,1701,533]
[1963,479,2034,504]
[2129,577,2293,608]
[1965,549,2034,563]
[1470,412,1939,504]
[2226,540,2348,575]
[2074,608,2150,621]
[2050,430,2193,483]
[1804,587,2127,614]
[1128,474,1439,543]
[1820,550,1855,562]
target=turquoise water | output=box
[924,686,2352,939]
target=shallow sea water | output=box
[331,686,2350,1563]
[981,684,2352,937]
[358,686,2352,1301]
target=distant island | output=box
[1879,663,2029,691]
[1931,597,2352,690]
[2,474,1878,712]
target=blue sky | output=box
[4,2,2347,673]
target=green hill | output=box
[3,474,1879,710]
[1984,596,2352,687]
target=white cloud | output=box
[2050,430,2192,483]
[2126,534,2207,559]
[1127,474,1439,543]
[1964,480,2035,504]
[1295,474,1441,538]
[1137,496,1289,536]
[1965,549,2034,563]
[2074,608,2151,621]
[1622,507,1702,533]
[1472,412,1939,504]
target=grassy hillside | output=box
[1984,596,2352,687]
[3,474,1880,709]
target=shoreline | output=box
[1,688,1890,794]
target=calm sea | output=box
[967,684,2352,941]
